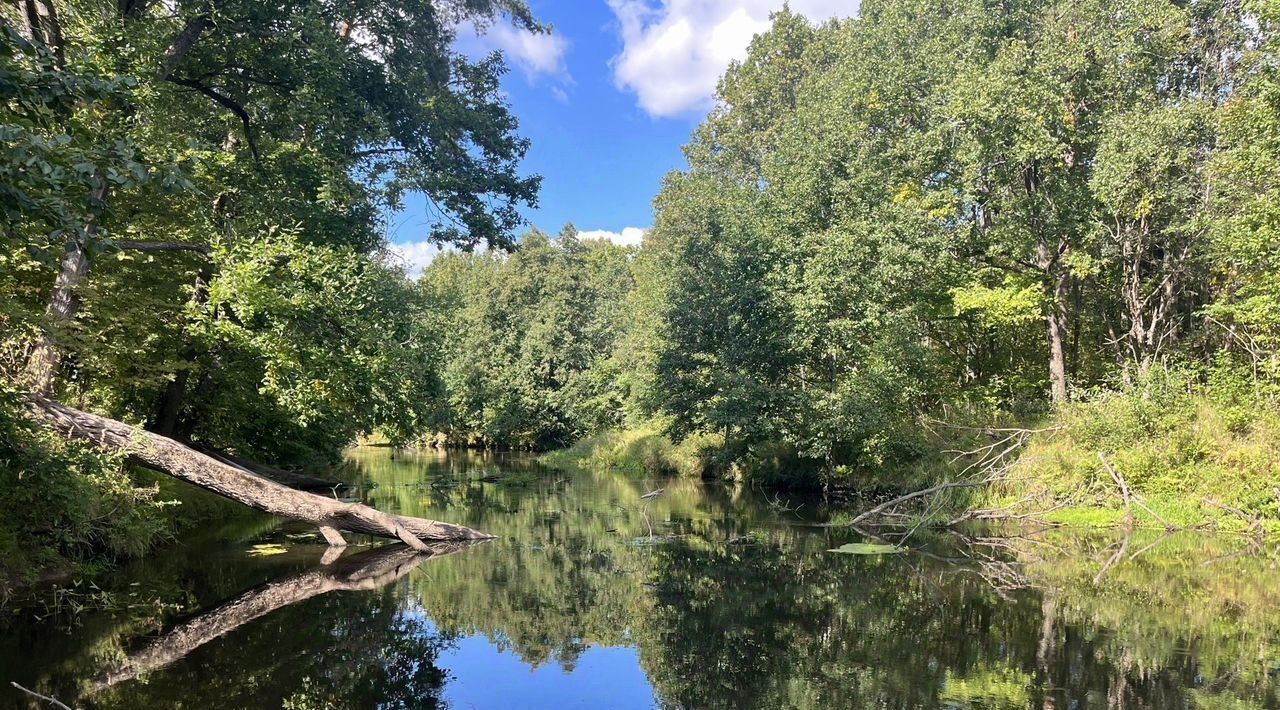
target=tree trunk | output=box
[25,244,90,396]
[89,543,470,694]
[1037,233,1071,404]
[1045,272,1070,404]
[188,441,340,492]
[25,184,107,396]
[22,0,66,67]
[27,396,494,547]
[158,14,212,80]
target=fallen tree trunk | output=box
[89,542,465,693]
[188,442,341,492]
[27,395,493,548]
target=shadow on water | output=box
[2,447,1280,708]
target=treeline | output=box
[417,227,635,449]
[0,0,541,571]
[427,0,1280,490]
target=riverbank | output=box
[543,378,1280,536]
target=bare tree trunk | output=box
[1045,273,1070,404]
[26,180,108,395]
[27,396,494,547]
[88,543,470,694]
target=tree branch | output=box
[168,77,260,162]
[114,240,212,254]
[159,15,212,79]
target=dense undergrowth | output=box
[0,389,257,588]
[994,370,1280,533]
[0,391,162,585]
[544,367,1280,534]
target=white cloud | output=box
[577,227,648,247]
[388,240,447,279]
[457,21,573,94]
[608,0,858,118]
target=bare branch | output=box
[168,77,260,162]
[114,240,212,255]
[9,682,71,710]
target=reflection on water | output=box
[3,448,1280,708]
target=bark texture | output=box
[25,245,89,396]
[28,396,494,546]
[188,442,340,492]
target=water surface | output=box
[3,448,1279,708]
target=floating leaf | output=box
[828,543,903,555]
[248,544,288,557]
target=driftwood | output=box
[27,396,493,548]
[89,543,464,693]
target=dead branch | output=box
[844,478,990,528]
[10,682,72,710]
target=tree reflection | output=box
[5,450,1280,708]
[82,544,469,709]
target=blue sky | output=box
[389,0,860,273]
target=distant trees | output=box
[417,227,635,449]
[411,0,1280,480]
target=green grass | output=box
[540,425,722,478]
[973,371,1280,533]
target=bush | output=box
[541,426,722,478]
[0,390,170,584]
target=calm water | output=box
[3,448,1279,709]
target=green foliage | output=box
[418,228,636,449]
[540,425,721,478]
[0,0,546,574]
[0,389,167,582]
[524,0,1280,499]
[193,231,439,459]
[994,366,1280,529]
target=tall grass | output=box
[540,426,722,478]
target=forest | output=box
[5,0,1280,579]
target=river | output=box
[2,448,1278,708]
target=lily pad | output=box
[827,542,904,555]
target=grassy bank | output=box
[544,373,1280,535]
[987,377,1280,534]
